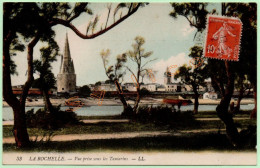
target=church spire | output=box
[64,33,71,59]
[59,33,75,74]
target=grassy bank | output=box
[3,116,256,138]
[3,110,256,152]
[3,133,256,152]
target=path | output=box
[3,128,231,144]
[2,117,250,126]
[2,119,130,126]
[195,117,250,121]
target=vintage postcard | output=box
[1,1,257,166]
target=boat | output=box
[162,95,192,106]
[65,100,84,107]
[162,98,192,106]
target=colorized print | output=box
[2,2,257,165]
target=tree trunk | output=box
[133,66,141,114]
[42,87,54,113]
[114,80,128,109]
[133,69,141,114]
[216,61,240,146]
[234,86,243,113]
[234,76,244,113]
[114,80,133,116]
[3,31,30,147]
[133,87,141,114]
[250,84,256,119]
[13,106,30,147]
[193,86,199,114]
[215,4,240,147]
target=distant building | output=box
[205,81,215,92]
[124,83,137,92]
[157,85,166,92]
[57,33,76,94]
[165,83,182,92]
[164,67,182,92]
[164,66,172,85]
[12,85,24,89]
[203,92,218,99]
[140,83,157,92]
[94,82,117,91]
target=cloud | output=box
[152,52,189,84]
[181,24,196,37]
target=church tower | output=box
[164,66,171,84]
[57,33,76,93]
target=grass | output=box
[76,110,252,120]
[193,110,252,118]
[3,117,256,138]
[3,110,256,152]
[3,133,256,152]
[3,122,169,138]
[77,115,123,120]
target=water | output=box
[2,104,254,121]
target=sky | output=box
[11,3,220,87]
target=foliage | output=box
[100,49,127,82]
[94,81,101,86]
[125,36,156,113]
[26,106,80,130]
[125,36,155,81]
[135,105,196,125]
[100,45,130,116]
[78,85,91,97]
[3,2,145,148]
[175,46,208,88]
[170,3,214,32]
[170,3,257,146]
[140,87,150,96]
[170,3,257,93]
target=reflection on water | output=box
[2,104,254,121]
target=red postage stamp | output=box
[204,15,242,61]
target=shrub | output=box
[135,105,195,125]
[140,88,150,96]
[26,105,80,130]
[78,85,91,97]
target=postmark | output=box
[204,15,242,61]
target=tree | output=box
[94,81,102,86]
[170,3,257,146]
[174,46,208,114]
[78,85,91,97]
[100,49,133,115]
[3,2,144,148]
[233,75,252,113]
[140,87,150,96]
[33,42,59,113]
[226,3,257,118]
[125,36,155,114]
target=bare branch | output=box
[105,3,112,29]
[128,3,133,14]
[183,15,199,29]
[50,3,141,39]
[124,65,137,79]
[141,58,157,69]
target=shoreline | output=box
[2,98,254,107]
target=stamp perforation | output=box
[203,14,243,62]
